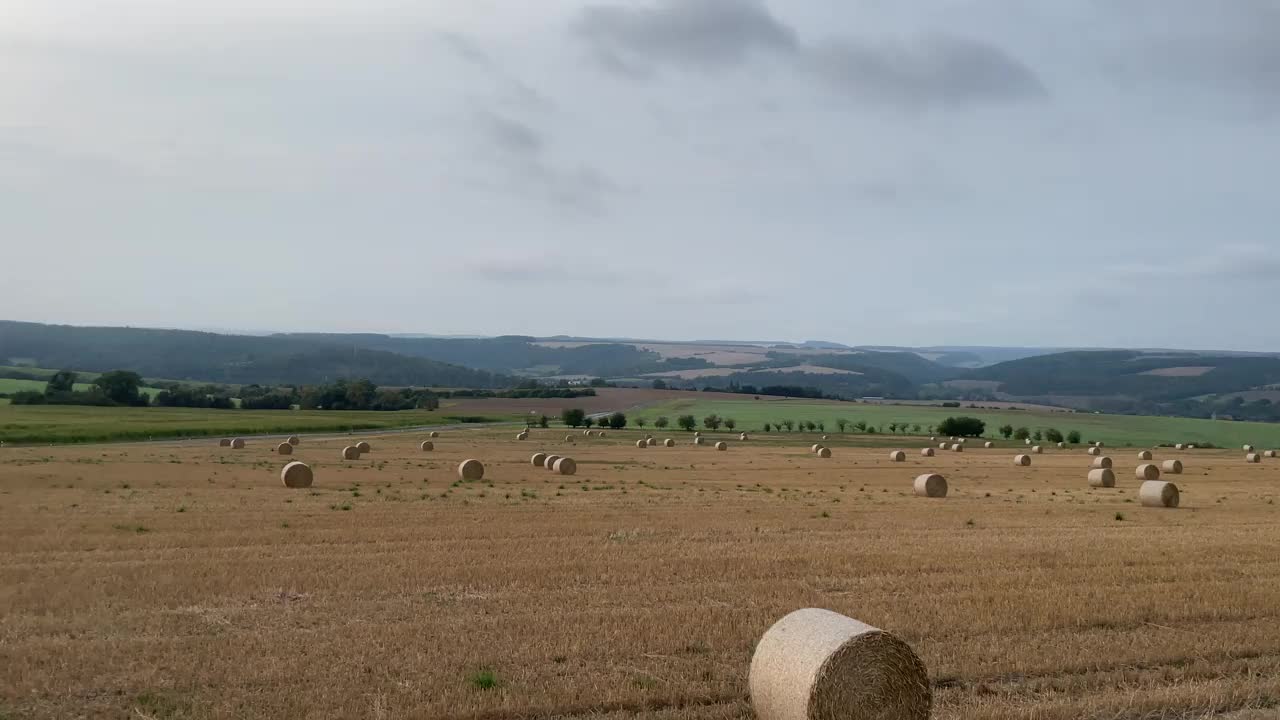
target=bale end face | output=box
[287,436,300,446]
[218,438,232,447]
[230,438,245,449]
[565,435,574,442]
[889,451,906,462]
[276,442,293,455]
[1091,456,1113,470]
[817,447,832,459]
[920,448,935,457]
[1136,463,1161,481]
[1161,459,1183,474]
[341,446,361,460]
[280,461,314,488]
[1088,468,1115,488]
[420,441,434,451]
[1140,480,1179,508]
[715,441,728,451]
[1138,450,1153,461]
[531,453,547,467]
[663,439,675,447]
[1014,454,1031,467]
[553,457,577,476]
[914,474,948,498]
[355,441,371,453]
[1246,453,1262,463]
[458,459,485,481]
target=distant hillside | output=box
[0,321,508,387]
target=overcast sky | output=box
[2,1,1278,350]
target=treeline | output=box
[9,370,150,407]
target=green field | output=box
[633,397,1280,449]
[0,406,505,444]
[0,377,164,398]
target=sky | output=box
[2,0,1278,351]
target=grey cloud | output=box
[478,112,544,155]
[574,0,798,73]
[803,35,1046,108]
[473,111,615,213]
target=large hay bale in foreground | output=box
[1246,452,1262,463]
[420,440,434,451]
[553,457,577,476]
[1014,454,1031,467]
[920,448,935,457]
[231,438,245,449]
[1088,447,1101,456]
[1088,469,1116,488]
[749,607,931,720]
[1136,464,1161,481]
[715,441,727,451]
[1162,459,1183,474]
[1091,456,1112,470]
[457,459,485,481]
[1140,480,1179,508]
[276,442,293,456]
[280,461,314,489]
[1138,450,1153,461]
[817,447,832,459]
[356,441,371,453]
[288,436,300,446]
[342,446,360,460]
[531,453,547,467]
[889,450,906,462]
[914,474,948,498]
[664,439,674,447]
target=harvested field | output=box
[440,388,783,419]
[2,430,1280,719]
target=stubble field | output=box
[3,429,1279,719]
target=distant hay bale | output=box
[544,455,562,469]
[959,438,967,444]
[457,459,485,481]
[645,434,653,440]
[1136,463,1161,481]
[929,436,936,442]
[565,434,574,442]
[1031,446,1043,454]
[1138,450,1153,460]
[342,446,360,460]
[584,429,592,435]
[817,447,832,458]
[1246,452,1262,463]
[531,453,547,467]
[822,435,829,441]
[420,441,434,451]
[1161,459,1183,474]
[1025,439,1032,445]
[811,444,824,453]
[984,441,994,448]
[748,608,932,720]
[636,439,647,448]
[715,441,727,451]
[288,436,300,446]
[598,431,606,437]
[914,474,948,498]
[1243,444,1254,452]
[231,438,245,449]
[1057,442,1065,449]
[647,438,657,446]
[889,450,906,462]
[356,441,371,453]
[694,437,705,446]
[1266,450,1278,458]
[938,442,948,450]
[1014,454,1031,467]
[1088,469,1116,488]
[219,438,231,447]
[664,439,675,447]
[694,431,701,437]
[280,461,313,489]
[276,442,293,456]
[516,432,528,441]
[553,457,577,475]
[429,431,439,438]
[1088,447,1101,456]
[950,437,958,442]
[740,433,749,441]
[1188,444,1197,450]
[1140,480,1179,508]
[1091,456,1113,469]
[921,448,935,457]
[1095,441,1105,447]
[950,443,963,453]
[1175,443,1185,450]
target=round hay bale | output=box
[959,438,967,444]
[694,437,705,446]
[231,438,245,449]
[889,450,906,462]
[1088,468,1116,488]
[1091,456,1113,469]
[420,441,434,451]
[288,435,300,446]
[584,429,592,435]
[1025,439,1032,445]
[531,452,547,467]
[817,447,832,459]
[218,438,231,447]
[356,441,371,453]
[565,434,574,442]
[636,439,647,448]
[276,442,293,456]
[1136,463,1161,481]
[950,443,963,453]
[1138,450,1153,460]
[914,474,948,498]
[1031,446,1043,454]
[429,431,439,438]
[664,439,674,447]
[553,457,577,476]
[280,461,313,488]
[543,454,562,469]
[984,441,994,449]
[1088,447,1101,456]
[341,446,360,460]
[645,434,654,440]
[1057,442,1065,449]
[1161,459,1183,474]
[647,438,657,446]
[457,459,485,481]
[1175,443,1185,450]
[921,448,935,457]
[1188,444,1197,450]
[1246,452,1262,463]
[694,431,701,437]
[740,433,749,441]
[516,432,528,441]
[598,431,606,438]
[938,442,948,450]
[811,444,824,453]
[1266,450,1278,458]
[748,607,931,720]
[1095,441,1105,447]
[929,436,936,442]
[822,435,829,441]
[950,437,958,442]
[715,441,727,451]
[1014,454,1031,467]
[1243,444,1255,452]
[1140,480,1179,508]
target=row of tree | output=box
[9,370,150,407]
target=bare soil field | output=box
[3,430,1279,719]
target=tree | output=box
[1013,427,1031,441]
[1044,428,1064,443]
[584,416,595,429]
[538,415,549,429]
[804,421,816,432]
[888,423,899,433]
[1032,430,1043,442]
[936,416,986,437]
[782,420,794,432]
[763,422,772,432]
[635,417,648,428]
[1067,430,1081,444]
[999,424,1014,439]
[45,369,77,395]
[854,421,868,432]
[607,412,627,429]
[652,378,667,390]
[561,408,586,427]
[836,419,848,433]
[93,370,145,406]
[677,415,697,431]
[654,416,669,429]
[703,414,722,430]
[725,418,737,431]
[817,422,825,432]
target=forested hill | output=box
[0,321,508,387]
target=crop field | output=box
[0,377,165,399]
[3,427,1279,719]
[636,397,1280,450]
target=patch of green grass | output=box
[133,691,189,719]
[113,524,151,534]
[468,667,499,690]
